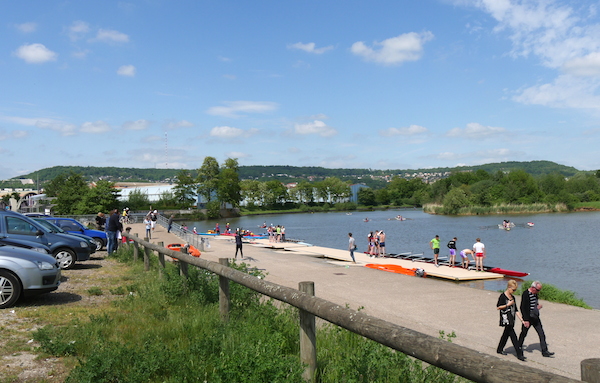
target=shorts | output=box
[459,251,467,259]
[433,248,439,254]
[476,252,484,258]
[379,242,385,247]
[449,249,456,256]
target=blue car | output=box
[44,218,107,251]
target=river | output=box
[186,209,600,309]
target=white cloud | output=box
[68,21,90,41]
[446,122,507,139]
[117,65,136,76]
[206,101,278,118]
[80,120,111,134]
[380,124,428,136]
[163,120,194,130]
[16,22,37,33]
[226,151,250,158]
[287,42,334,54]
[514,74,600,109]
[0,115,77,136]
[562,52,600,77]
[123,119,151,130]
[294,120,337,137]
[72,49,91,59]
[351,31,434,65]
[94,29,130,43]
[210,126,259,138]
[14,43,57,64]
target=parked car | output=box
[0,210,92,270]
[0,244,61,308]
[43,218,107,251]
[0,237,51,254]
[32,218,99,253]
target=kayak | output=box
[365,264,423,276]
[166,243,201,257]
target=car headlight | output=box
[36,261,55,270]
[80,241,89,248]
[31,247,50,254]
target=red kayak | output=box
[486,267,529,277]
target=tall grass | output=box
[34,246,467,382]
[424,203,568,215]
[515,281,591,309]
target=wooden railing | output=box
[123,232,597,383]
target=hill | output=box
[10,160,582,186]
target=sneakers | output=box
[542,351,555,357]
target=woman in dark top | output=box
[496,279,526,361]
[234,229,243,259]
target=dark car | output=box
[32,218,98,254]
[43,218,107,251]
[0,245,61,308]
[0,210,92,270]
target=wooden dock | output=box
[246,238,503,281]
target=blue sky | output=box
[2,0,600,180]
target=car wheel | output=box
[92,237,104,251]
[54,248,76,270]
[0,270,22,309]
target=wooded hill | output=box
[13,160,582,186]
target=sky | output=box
[2,0,600,180]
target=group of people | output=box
[430,235,486,270]
[267,224,286,242]
[367,230,386,257]
[496,280,554,361]
[143,209,159,239]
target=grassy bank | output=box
[32,246,466,382]
[423,203,569,215]
[515,281,592,309]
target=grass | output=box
[424,203,569,215]
[514,281,592,309]
[31,246,468,383]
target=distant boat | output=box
[364,218,370,222]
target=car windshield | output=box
[33,218,66,233]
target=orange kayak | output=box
[365,264,424,277]
[167,243,201,257]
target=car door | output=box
[2,215,50,247]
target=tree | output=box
[127,188,150,211]
[218,158,241,208]
[358,188,376,206]
[197,157,220,203]
[294,181,315,204]
[241,179,264,206]
[173,170,197,207]
[264,181,288,207]
[442,187,470,214]
[82,180,120,214]
[48,172,90,214]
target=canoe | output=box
[166,243,201,257]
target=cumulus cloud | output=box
[206,101,278,118]
[163,120,194,130]
[351,31,434,65]
[14,43,57,64]
[513,75,600,109]
[562,52,600,77]
[287,42,334,54]
[68,21,90,41]
[210,126,259,138]
[123,119,151,130]
[380,124,428,136]
[294,120,337,137]
[94,29,130,43]
[117,65,136,76]
[16,22,37,33]
[446,122,507,139]
[80,120,111,134]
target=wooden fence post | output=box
[143,243,150,271]
[299,281,317,382]
[219,258,230,322]
[582,359,600,383]
[179,247,189,277]
[133,234,139,262]
[157,241,165,277]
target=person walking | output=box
[234,229,243,259]
[496,280,526,361]
[430,235,440,267]
[348,233,357,264]
[167,215,174,233]
[518,281,555,358]
[473,238,485,271]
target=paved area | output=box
[131,223,599,381]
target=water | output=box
[186,209,600,309]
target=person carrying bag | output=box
[496,279,526,361]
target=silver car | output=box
[0,245,61,309]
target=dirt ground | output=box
[0,251,128,382]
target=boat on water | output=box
[367,251,529,277]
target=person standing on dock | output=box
[473,238,485,271]
[459,249,474,269]
[518,281,554,358]
[447,237,457,267]
[430,235,440,267]
[378,230,386,257]
[348,233,356,264]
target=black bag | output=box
[499,307,511,326]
